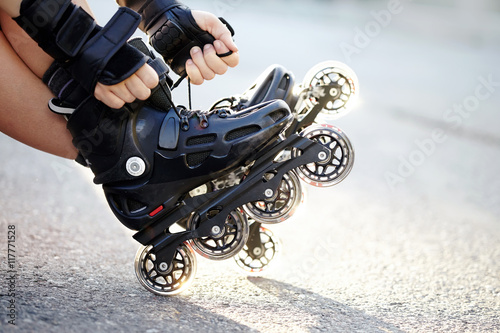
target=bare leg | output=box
[0,0,95,159]
[0,30,77,159]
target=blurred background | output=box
[1,0,499,332]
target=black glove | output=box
[15,0,148,94]
[118,0,234,77]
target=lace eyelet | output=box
[181,115,189,131]
[199,114,209,128]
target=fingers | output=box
[187,10,240,85]
[189,46,215,84]
[94,64,159,109]
[214,40,239,68]
[186,41,240,85]
[215,25,239,54]
[94,84,127,109]
[185,59,203,85]
[135,63,160,90]
[192,10,239,53]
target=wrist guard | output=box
[118,0,234,76]
[15,0,148,93]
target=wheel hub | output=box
[157,261,172,274]
[210,225,225,238]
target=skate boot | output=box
[130,59,358,292]
[45,39,293,231]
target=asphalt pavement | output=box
[1,0,499,332]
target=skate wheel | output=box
[243,171,303,224]
[234,222,280,276]
[188,209,249,260]
[134,242,197,296]
[293,124,354,187]
[301,61,359,120]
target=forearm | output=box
[0,31,77,159]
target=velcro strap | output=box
[148,58,170,78]
[56,6,96,58]
[68,7,143,92]
[43,62,90,107]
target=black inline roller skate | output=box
[47,52,357,294]
[211,62,358,275]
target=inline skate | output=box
[45,44,358,294]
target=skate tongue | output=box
[148,81,174,111]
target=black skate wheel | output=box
[234,221,280,276]
[293,124,354,187]
[300,61,359,120]
[188,209,249,261]
[134,242,197,296]
[243,171,303,224]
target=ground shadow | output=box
[247,277,405,333]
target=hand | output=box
[93,63,159,109]
[186,10,240,85]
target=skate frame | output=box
[133,133,329,267]
[286,82,343,136]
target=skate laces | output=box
[177,108,232,131]
[170,74,233,131]
[171,74,192,110]
[179,108,210,129]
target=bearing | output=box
[158,262,169,272]
[211,225,222,236]
[126,157,146,177]
[253,247,263,256]
[264,189,274,198]
[318,151,328,161]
